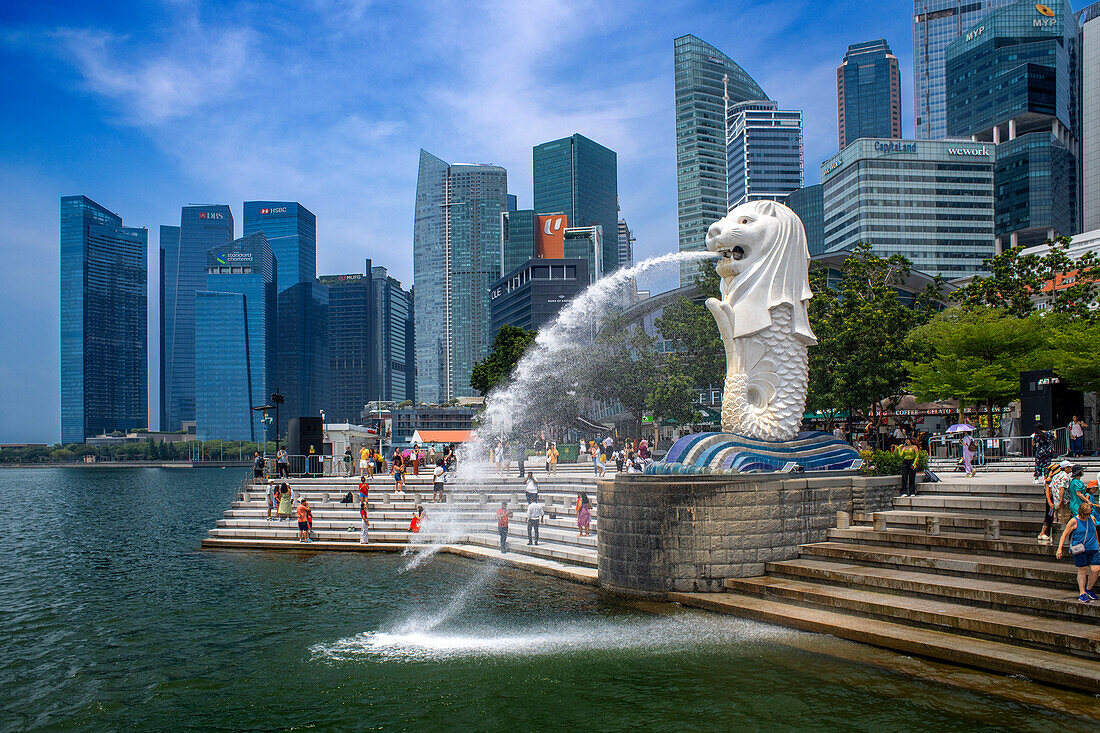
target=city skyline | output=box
[4,1,925,442]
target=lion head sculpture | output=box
[705,200,816,345]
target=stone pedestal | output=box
[597,473,900,597]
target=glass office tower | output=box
[913,0,1015,140]
[945,0,1080,248]
[194,233,276,441]
[617,219,635,270]
[318,272,373,424]
[1078,2,1100,231]
[413,150,508,403]
[674,34,768,286]
[370,263,415,403]
[532,134,619,276]
[725,100,803,210]
[837,39,902,149]
[784,185,826,256]
[161,205,233,432]
[243,201,326,434]
[821,139,995,277]
[501,209,538,277]
[60,195,147,443]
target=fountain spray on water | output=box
[401,249,718,569]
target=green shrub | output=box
[860,449,928,476]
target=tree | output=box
[954,237,1100,318]
[470,325,537,396]
[586,319,661,436]
[906,308,1046,436]
[1032,315,1100,394]
[807,245,940,444]
[647,364,696,427]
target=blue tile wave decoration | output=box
[645,431,860,474]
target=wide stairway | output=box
[671,472,1100,693]
[202,462,601,571]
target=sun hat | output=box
[1059,459,1073,468]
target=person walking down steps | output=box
[526,494,544,546]
[1056,502,1100,603]
[496,502,513,554]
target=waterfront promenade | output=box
[203,462,1100,694]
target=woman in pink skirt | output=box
[576,492,592,537]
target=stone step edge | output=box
[667,591,1100,695]
[829,527,1063,558]
[763,558,1100,622]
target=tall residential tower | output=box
[413,150,508,403]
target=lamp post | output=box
[252,389,284,456]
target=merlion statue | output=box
[705,200,816,442]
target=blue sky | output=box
[0,0,915,443]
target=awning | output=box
[411,430,474,444]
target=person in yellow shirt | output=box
[895,435,919,497]
[359,445,374,478]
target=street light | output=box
[252,389,285,455]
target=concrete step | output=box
[206,527,410,542]
[800,541,1078,588]
[862,510,1045,537]
[892,495,1046,515]
[828,527,1065,561]
[916,482,1045,497]
[762,557,1100,623]
[463,532,597,568]
[667,591,1100,694]
[722,575,1100,659]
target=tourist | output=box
[1067,465,1094,519]
[546,442,559,475]
[1038,463,1064,545]
[960,433,977,477]
[577,492,591,537]
[252,451,265,485]
[265,479,275,521]
[496,501,513,553]
[516,440,526,478]
[359,497,369,544]
[832,424,845,441]
[276,447,289,478]
[297,497,313,543]
[375,448,385,475]
[277,483,293,520]
[638,438,649,460]
[614,449,625,473]
[603,435,614,458]
[1055,502,1100,603]
[578,439,586,464]
[432,460,446,503]
[526,494,544,546]
[410,505,425,533]
[589,442,603,477]
[495,440,505,476]
[1069,416,1089,458]
[358,475,369,500]
[896,436,919,497]
[523,468,541,501]
[344,445,353,477]
[892,424,907,449]
[1051,460,1074,524]
[392,450,406,494]
[1033,425,1055,484]
[359,444,372,478]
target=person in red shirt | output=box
[496,501,513,554]
[359,498,369,545]
[297,498,313,543]
[409,505,425,533]
[358,478,369,500]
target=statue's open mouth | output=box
[718,246,745,261]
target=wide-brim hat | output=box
[1059,459,1073,468]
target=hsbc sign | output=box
[259,207,287,215]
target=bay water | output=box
[1,468,1094,731]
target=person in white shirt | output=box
[432,460,446,503]
[524,471,539,502]
[526,496,544,546]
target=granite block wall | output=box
[597,473,900,597]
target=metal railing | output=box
[927,428,1072,465]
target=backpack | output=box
[341,491,354,504]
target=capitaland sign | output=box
[946,145,992,156]
[874,141,917,155]
[199,212,225,220]
[259,207,288,215]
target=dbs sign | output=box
[537,214,567,259]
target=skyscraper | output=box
[837,39,902,149]
[1079,2,1100,232]
[61,195,147,443]
[617,219,635,270]
[784,185,825,256]
[725,100,804,210]
[161,204,233,432]
[194,233,276,441]
[414,150,508,404]
[913,0,1015,140]
[532,133,619,275]
[243,201,327,433]
[674,34,768,286]
[945,0,1080,249]
[370,263,415,403]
